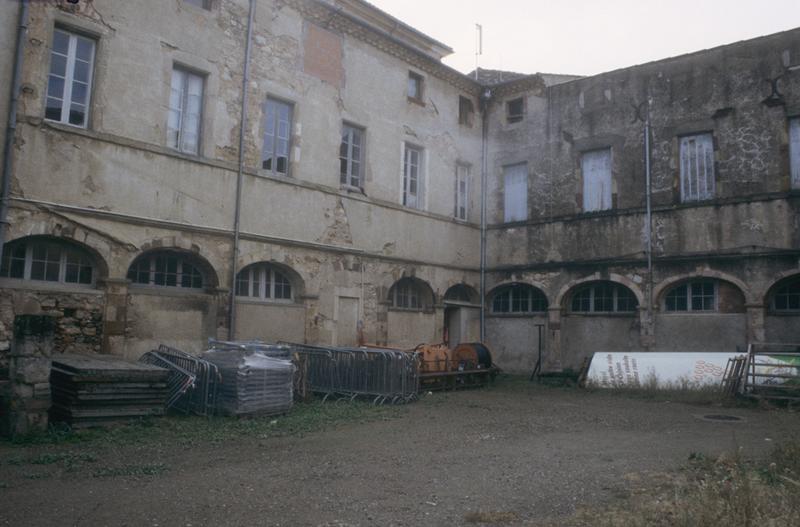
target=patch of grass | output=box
[23,472,52,480]
[539,441,800,527]
[464,511,519,525]
[92,463,168,478]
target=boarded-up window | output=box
[790,118,800,189]
[503,163,527,223]
[582,149,612,212]
[680,133,715,202]
[303,23,343,87]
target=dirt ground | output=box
[1,380,798,527]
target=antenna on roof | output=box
[475,24,483,81]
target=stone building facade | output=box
[0,0,798,376]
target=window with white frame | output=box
[772,277,800,312]
[571,282,638,313]
[127,252,204,289]
[582,148,612,212]
[665,281,717,312]
[45,28,95,128]
[262,98,293,175]
[491,284,548,314]
[340,124,364,188]
[168,67,204,155]
[236,264,293,302]
[455,164,470,221]
[403,144,424,209]
[790,117,800,189]
[503,163,528,222]
[0,239,95,286]
[680,133,715,202]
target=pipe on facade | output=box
[644,100,654,342]
[227,0,256,340]
[479,88,492,342]
[0,0,30,263]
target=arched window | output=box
[444,284,478,304]
[570,282,638,313]
[236,264,293,301]
[665,280,716,312]
[491,284,548,314]
[127,251,205,289]
[389,278,432,310]
[770,276,800,312]
[0,238,95,286]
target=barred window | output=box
[570,283,638,313]
[491,284,548,314]
[680,133,715,202]
[127,252,204,289]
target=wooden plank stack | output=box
[50,354,169,428]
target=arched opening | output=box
[126,249,218,290]
[660,279,745,314]
[490,283,548,314]
[388,277,434,311]
[567,281,638,314]
[764,274,800,343]
[235,262,302,303]
[444,283,480,347]
[444,283,479,305]
[1,235,104,287]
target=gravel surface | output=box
[1,382,798,526]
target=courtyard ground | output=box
[0,378,798,526]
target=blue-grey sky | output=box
[369,0,800,76]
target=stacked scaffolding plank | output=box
[50,354,169,428]
[742,343,800,402]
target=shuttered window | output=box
[582,149,612,212]
[680,133,715,202]
[790,118,800,189]
[503,163,528,223]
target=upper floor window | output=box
[1,238,95,286]
[263,98,293,175]
[491,284,548,314]
[168,67,204,155]
[403,143,424,210]
[790,117,800,190]
[184,0,211,8]
[458,96,474,127]
[503,163,528,223]
[582,148,612,212]
[340,124,364,188]
[506,97,524,124]
[407,71,424,103]
[45,28,95,128]
[236,264,293,302]
[772,277,800,312]
[665,281,716,312]
[127,252,204,290]
[571,282,638,313]
[680,133,715,202]
[455,164,470,221]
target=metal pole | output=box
[0,0,30,262]
[227,0,256,340]
[479,89,491,342]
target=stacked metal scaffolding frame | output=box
[283,343,420,405]
[139,345,220,416]
[741,343,800,402]
[202,344,295,416]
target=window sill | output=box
[566,312,638,317]
[128,286,214,297]
[234,297,303,308]
[0,278,101,295]
[488,312,547,319]
[407,97,426,107]
[388,307,433,314]
[340,184,365,195]
[767,311,800,316]
[44,117,87,131]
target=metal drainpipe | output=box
[644,101,654,341]
[479,88,491,342]
[0,0,30,262]
[227,0,256,340]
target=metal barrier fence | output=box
[208,339,292,359]
[139,345,220,416]
[282,343,419,405]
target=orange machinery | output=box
[413,342,497,390]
